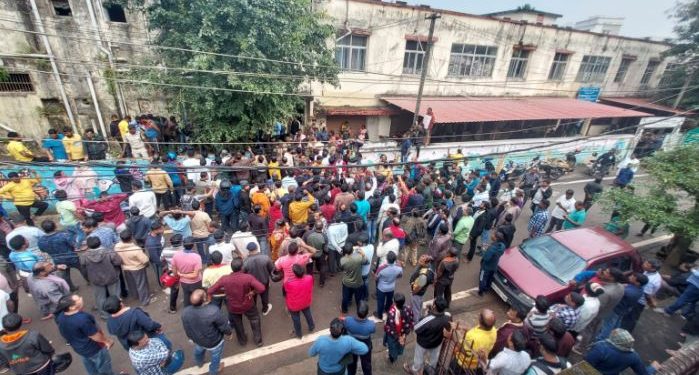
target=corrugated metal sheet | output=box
[381,96,652,124]
[600,97,690,115]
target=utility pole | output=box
[673,66,695,109]
[412,12,441,129]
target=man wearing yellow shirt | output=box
[251,184,271,219]
[61,127,85,161]
[6,132,50,162]
[453,309,498,371]
[0,171,48,226]
[118,115,131,140]
[144,162,174,209]
[288,189,316,225]
[268,157,281,181]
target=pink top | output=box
[274,254,310,283]
[172,251,203,284]
[284,274,314,312]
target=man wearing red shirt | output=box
[208,258,266,347]
[320,196,336,223]
[284,264,315,339]
[274,242,314,284]
[80,192,129,230]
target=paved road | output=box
[21,171,674,375]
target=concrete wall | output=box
[312,0,671,108]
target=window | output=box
[640,60,660,85]
[0,73,34,92]
[335,34,367,71]
[548,53,569,80]
[576,55,611,83]
[614,58,634,83]
[51,0,72,16]
[660,63,680,86]
[507,49,530,79]
[519,236,586,284]
[447,44,498,77]
[403,41,426,75]
[104,2,127,23]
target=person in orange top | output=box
[251,184,271,219]
[269,219,288,262]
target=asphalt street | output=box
[19,170,679,375]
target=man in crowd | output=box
[243,242,275,315]
[209,258,266,347]
[82,237,122,320]
[182,289,232,374]
[114,230,154,306]
[309,318,368,375]
[528,199,551,238]
[61,127,84,161]
[547,189,576,233]
[171,237,203,311]
[0,171,47,226]
[0,313,55,374]
[27,261,70,320]
[345,301,376,375]
[404,297,452,375]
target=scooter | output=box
[499,160,526,183]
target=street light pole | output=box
[412,12,441,129]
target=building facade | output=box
[0,0,676,142]
[312,0,673,140]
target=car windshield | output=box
[519,236,586,284]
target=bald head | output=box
[190,289,206,306]
[382,228,393,239]
[479,309,496,330]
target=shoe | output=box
[21,317,32,324]
[256,342,263,347]
[262,304,272,316]
[309,325,316,332]
[373,312,382,320]
[167,309,177,314]
[403,363,416,374]
[654,307,671,317]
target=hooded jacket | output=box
[80,247,122,286]
[126,215,152,243]
[0,330,54,374]
[107,307,162,350]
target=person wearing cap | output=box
[585,328,653,375]
[208,258,266,347]
[122,123,149,159]
[61,127,85,161]
[41,128,67,162]
[243,241,275,315]
[0,171,47,226]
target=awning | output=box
[320,106,401,116]
[599,97,691,115]
[381,96,652,124]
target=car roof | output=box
[550,226,633,261]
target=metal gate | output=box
[433,322,479,375]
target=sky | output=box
[416,0,678,40]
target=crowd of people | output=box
[0,119,690,375]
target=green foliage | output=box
[0,67,8,82]
[114,0,339,142]
[600,146,699,239]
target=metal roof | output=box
[600,97,691,115]
[381,96,652,124]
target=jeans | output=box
[341,284,363,314]
[193,339,225,375]
[81,347,115,375]
[229,307,262,345]
[411,343,442,373]
[152,262,164,288]
[467,235,480,261]
[480,229,491,248]
[15,201,48,226]
[220,212,238,233]
[597,312,622,341]
[347,337,372,375]
[383,333,404,363]
[290,307,315,338]
[59,263,87,291]
[376,289,394,318]
[434,282,452,308]
[478,269,495,294]
[181,281,202,308]
[65,224,84,248]
[328,251,341,275]
[253,283,270,313]
[155,192,172,210]
[366,218,377,244]
[665,284,699,318]
[257,236,270,256]
[546,217,565,233]
[193,237,210,264]
[411,294,424,321]
[93,282,121,320]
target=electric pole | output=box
[672,53,697,109]
[412,12,441,129]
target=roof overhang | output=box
[381,96,652,124]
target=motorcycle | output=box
[499,160,526,183]
[537,158,570,181]
[473,157,496,177]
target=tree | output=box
[116,0,339,142]
[655,0,699,109]
[600,146,699,266]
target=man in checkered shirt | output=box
[528,199,551,238]
[549,292,585,331]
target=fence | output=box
[434,322,479,375]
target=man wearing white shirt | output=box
[546,189,575,233]
[376,229,399,266]
[618,153,640,174]
[182,149,205,183]
[128,181,157,219]
[229,222,258,260]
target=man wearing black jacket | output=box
[466,201,492,262]
[182,289,232,374]
[404,297,452,375]
[0,313,54,375]
[497,214,517,248]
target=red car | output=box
[491,227,641,308]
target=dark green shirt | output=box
[340,253,366,288]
